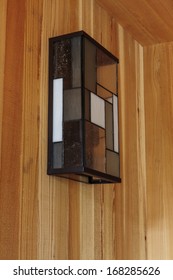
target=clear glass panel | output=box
[53,78,63,142]
[105,102,113,150]
[113,94,119,152]
[64,88,81,121]
[84,38,97,93]
[64,120,83,167]
[97,84,113,103]
[85,121,106,173]
[106,150,119,177]
[97,48,117,94]
[91,92,105,128]
[53,142,64,168]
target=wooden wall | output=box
[144,43,173,259]
[0,0,173,260]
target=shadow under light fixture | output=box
[47,31,121,184]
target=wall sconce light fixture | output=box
[47,31,121,184]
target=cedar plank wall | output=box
[0,0,172,260]
[144,43,173,259]
[0,0,25,259]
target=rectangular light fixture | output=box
[47,31,121,184]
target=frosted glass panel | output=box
[53,78,63,142]
[113,95,119,152]
[91,93,105,128]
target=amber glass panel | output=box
[64,120,83,167]
[106,150,119,177]
[53,142,64,168]
[85,121,105,173]
[64,88,81,121]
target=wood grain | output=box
[114,25,146,259]
[19,0,43,259]
[0,0,7,173]
[0,0,146,260]
[144,43,173,259]
[97,0,173,45]
[0,0,25,259]
[38,0,82,260]
[2,0,173,260]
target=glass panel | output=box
[64,120,83,167]
[84,38,97,93]
[97,48,117,94]
[53,142,64,168]
[113,95,119,152]
[64,88,81,121]
[85,121,106,173]
[53,37,81,89]
[91,93,105,128]
[97,65,116,94]
[106,150,119,177]
[71,37,81,88]
[105,102,113,150]
[53,78,63,142]
[97,84,113,103]
[97,47,115,67]
[85,89,90,121]
[53,39,72,89]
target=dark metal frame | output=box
[47,30,121,184]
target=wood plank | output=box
[93,2,120,260]
[144,42,173,259]
[0,0,7,162]
[38,0,82,260]
[80,0,94,35]
[0,0,25,259]
[0,0,151,260]
[19,0,43,259]
[114,25,146,259]
[97,0,173,45]
[94,1,119,57]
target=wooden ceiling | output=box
[98,0,173,45]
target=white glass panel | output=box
[53,78,63,142]
[113,95,119,152]
[91,92,105,128]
